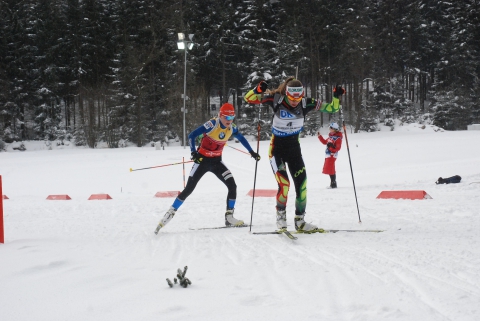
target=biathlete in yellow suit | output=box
[155,103,261,232]
[244,77,345,232]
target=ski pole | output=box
[249,109,262,232]
[182,157,186,188]
[130,160,194,172]
[225,143,250,155]
[338,91,362,223]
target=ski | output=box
[252,229,324,236]
[280,229,298,240]
[190,224,249,231]
[253,229,384,235]
[324,229,384,233]
[252,228,297,240]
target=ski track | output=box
[4,188,480,321]
[4,193,480,321]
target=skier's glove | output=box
[190,151,203,163]
[327,142,334,148]
[249,151,261,161]
[255,81,268,94]
[333,85,345,98]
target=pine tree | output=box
[31,0,65,141]
[431,0,478,129]
[0,0,15,141]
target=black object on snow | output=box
[436,175,461,184]
[166,266,191,288]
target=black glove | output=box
[256,81,268,93]
[327,142,334,149]
[249,150,261,161]
[190,151,203,163]
[333,85,345,98]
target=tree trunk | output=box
[87,97,96,148]
[354,78,361,133]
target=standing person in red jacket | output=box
[318,122,343,188]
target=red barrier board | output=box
[376,190,432,200]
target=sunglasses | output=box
[286,86,304,102]
[222,115,235,120]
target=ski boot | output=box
[154,206,176,234]
[276,207,287,229]
[225,209,244,227]
[294,212,319,233]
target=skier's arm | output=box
[305,85,345,114]
[318,85,346,114]
[304,97,341,114]
[244,81,275,109]
[232,125,253,153]
[188,120,215,152]
[317,133,328,145]
[232,125,261,160]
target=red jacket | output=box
[318,131,343,157]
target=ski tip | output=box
[235,224,249,228]
[278,229,297,240]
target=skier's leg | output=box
[270,155,290,210]
[288,156,318,232]
[211,161,243,226]
[176,162,209,206]
[156,162,209,232]
[287,156,307,215]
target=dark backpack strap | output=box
[272,93,283,112]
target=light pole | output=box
[362,78,373,108]
[177,33,194,149]
[318,83,328,126]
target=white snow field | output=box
[1,123,480,321]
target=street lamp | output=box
[362,78,373,107]
[177,33,194,149]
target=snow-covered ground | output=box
[1,123,480,321]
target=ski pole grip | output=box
[182,266,188,278]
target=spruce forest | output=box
[1,0,479,148]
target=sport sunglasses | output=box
[222,115,235,120]
[286,86,304,102]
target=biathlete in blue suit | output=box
[155,103,261,232]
